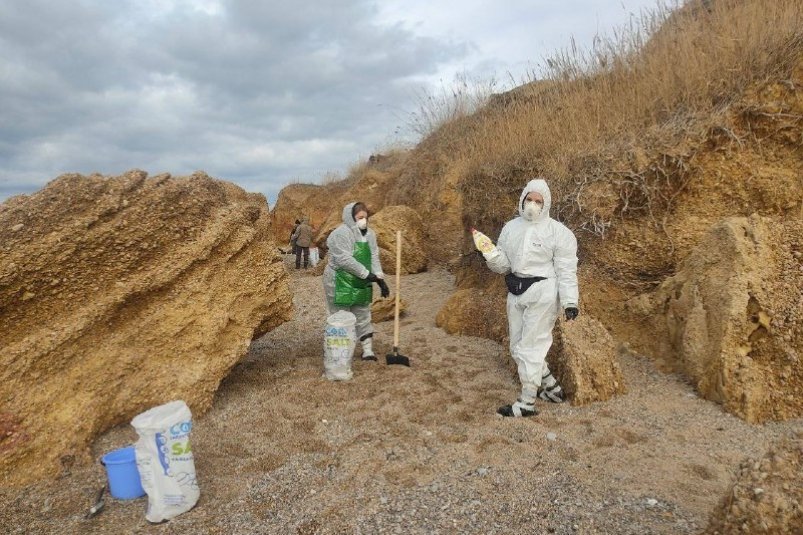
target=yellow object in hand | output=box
[471,228,496,254]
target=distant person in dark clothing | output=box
[290,219,301,255]
[292,217,314,269]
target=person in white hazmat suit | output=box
[323,202,390,360]
[480,178,579,417]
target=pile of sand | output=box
[705,431,803,533]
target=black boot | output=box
[497,399,537,417]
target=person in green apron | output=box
[323,201,390,360]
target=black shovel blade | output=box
[386,347,410,367]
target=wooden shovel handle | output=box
[394,230,401,348]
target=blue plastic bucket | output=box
[102,446,145,499]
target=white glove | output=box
[471,228,496,254]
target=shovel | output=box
[386,230,410,367]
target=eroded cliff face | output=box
[272,156,405,256]
[271,181,354,248]
[626,216,803,423]
[0,170,293,485]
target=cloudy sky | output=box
[0,0,662,205]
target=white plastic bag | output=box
[131,400,200,523]
[309,247,320,267]
[323,310,356,380]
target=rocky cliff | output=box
[0,170,292,485]
[626,216,802,423]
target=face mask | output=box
[523,201,543,220]
[356,218,368,230]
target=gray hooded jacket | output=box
[325,202,384,279]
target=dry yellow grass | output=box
[409,0,802,235]
[303,0,801,255]
[405,73,500,137]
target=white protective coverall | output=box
[323,202,384,346]
[484,179,579,403]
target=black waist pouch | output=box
[505,273,546,296]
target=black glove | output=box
[565,307,579,321]
[365,272,380,283]
[378,278,390,298]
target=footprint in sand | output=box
[618,428,647,444]
[591,427,647,449]
[686,463,717,481]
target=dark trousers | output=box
[295,246,309,268]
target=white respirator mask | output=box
[523,201,543,221]
[356,218,368,230]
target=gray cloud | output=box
[0,0,467,203]
[0,0,659,204]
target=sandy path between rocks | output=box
[2,265,801,534]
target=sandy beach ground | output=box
[2,258,801,534]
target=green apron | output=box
[334,241,373,306]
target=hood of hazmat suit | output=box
[342,202,360,231]
[518,178,552,222]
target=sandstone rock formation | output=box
[435,281,508,342]
[705,432,803,534]
[0,170,292,485]
[546,315,626,406]
[369,205,428,275]
[271,182,352,249]
[272,156,403,255]
[626,216,803,422]
[371,297,407,323]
